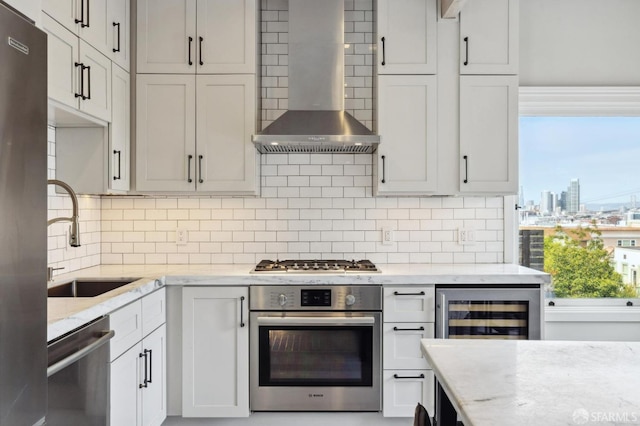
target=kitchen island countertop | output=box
[48,263,549,341]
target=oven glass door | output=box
[257,315,374,387]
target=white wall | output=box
[520,0,640,86]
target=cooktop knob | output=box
[278,294,288,306]
[345,294,356,306]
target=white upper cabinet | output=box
[137,0,256,74]
[459,0,518,75]
[108,0,130,71]
[377,0,437,75]
[459,75,518,193]
[110,64,130,191]
[375,75,438,195]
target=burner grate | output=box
[252,259,379,273]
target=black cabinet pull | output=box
[113,150,121,180]
[381,36,386,66]
[188,36,193,65]
[139,351,148,388]
[85,65,91,100]
[381,155,386,183]
[393,373,425,380]
[393,291,425,296]
[75,0,85,25]
[187,155,193,183]
[393,326,425,332]
[463,36,469,66]
[240,296,246,328]
[463,155,469,183]
[74,62,84,98]
[146,349,153,384]
[113,22,121,53]
[199,36,204,65]
[80,0,90,28]
[198,155,204,183]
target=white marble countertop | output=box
[47,263,548,342]
[420,338,640,426]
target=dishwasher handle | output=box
[47,330,115,377]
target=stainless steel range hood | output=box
[252,0,379,153]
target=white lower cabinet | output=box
[383,287,435,418]
[182,286,249,417]
[110,288,167,426]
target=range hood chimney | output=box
[252,0,379,153]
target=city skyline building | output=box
[567,178,581,214]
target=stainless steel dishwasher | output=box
[47,316,114,425]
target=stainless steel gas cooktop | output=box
[251,259,380,273]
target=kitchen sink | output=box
[47,278,141,297]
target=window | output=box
[517,87,640,300]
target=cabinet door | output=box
[383,323,434,370]
[110,342,142,426]
[43,14,79,110]
[136,74,197,191]
[383,370,434,418]
[182,287,249,418]
[460,0,518,75]
[196,75,258,194]
[43,0,79,33]
[377,0,437,75]
[137,0,197,74]
[375,75,438,195]
[459,75,518,193]
[141,325,167,426]
[110,64,130,191]
[109,0,130,71]
[79,0,109,56]
[196,0,256,74]
[78,39,111,122]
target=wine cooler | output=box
[436,287,542,340]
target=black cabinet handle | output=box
[187,155,193,183]
[463,36,469,66]
[85,65,91,100]
[393,326,425,332]
[198,155,204,183]
[113,150,121,180]
[139,351,148,388]
[74,62,84,98]
[146,349,153,384]
[381,155,386,183]
[240,296,246,328]
[113,22,121,53]
[81,0,90,28]
[381,36,386,66]
[394,373,425,380]
[393,291,425,296]
[199,36,204,65]
[188,36,193,66]
[75,0,84,25]
[463,155,469,183]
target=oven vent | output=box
[257,143,374,154]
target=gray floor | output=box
[162,413,409,426]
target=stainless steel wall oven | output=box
[250,285,382,411]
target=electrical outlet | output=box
[176,228,188,245]
[382,227,394,246]
[457,228,475,245]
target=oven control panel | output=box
[250,285,382,311]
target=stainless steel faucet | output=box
[47,179,81,247]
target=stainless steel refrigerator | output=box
[0,1,48,425]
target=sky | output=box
[519,117,640,207]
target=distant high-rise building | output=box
[540,190,553,214]
[567,178,580,214]
[559,191,567,212]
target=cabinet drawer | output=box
[384,287,435,322]
[142,287,166,336]
[383,369,434,418]
[110,300,143,361]
[383,323,433,370]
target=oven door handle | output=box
[257,316,375,325]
